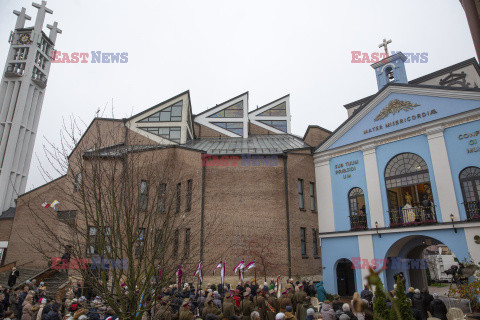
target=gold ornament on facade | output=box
[374,99,420,121]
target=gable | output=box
[127,91,194,145]
[320,86,480,151]
[248,95,291,134]
[193,92,249,138]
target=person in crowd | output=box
[20,294,34,320]
[331,295,343,312]
[7,268,19,289]
[36,298,47,320]
[421,288,433,314]
[275,312,285,320]
[429,293,447,320]
[284,306,296,320]
[251,311,260,320]
[406,287,415,303]
[314,282,326,303]
[352,296,366,320]
[320,301,335,320]
[412,289,427,320]
[360,285,372,304]
[3,310,14,320]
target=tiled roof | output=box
[0,206,15,219]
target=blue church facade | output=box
[314,53,480,295]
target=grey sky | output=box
[0,0,476,191]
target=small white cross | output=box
[378,39,392,56]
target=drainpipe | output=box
[200,153,206,261]
[283,152,292,278]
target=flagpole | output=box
[254,259,256,286]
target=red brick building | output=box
[1,91,330,283]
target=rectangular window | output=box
[139,180,149,210]
[300,227,307,256]
[313,228,319,257]
[155,229,163,255]
[176,183,181,213]
[173,229,179,258]
[186,180,192,211]
[310,182,316,211]
[136,228,146,258]
[184,228,191,258]
[298,179,304,210]
[157,183,166,213]
[87,226,111,255]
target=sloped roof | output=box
[183,134,310,155]
[0,206,15,219]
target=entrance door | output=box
[336,258,355,296]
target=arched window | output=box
[384,153,435,226]
[459,166,480,220]
[348,187,367,230]
[385,66,395,82]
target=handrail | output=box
[0,261,16,273]
[56,280,72,301]
[13,266,58,290]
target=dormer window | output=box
[386,67,395,82]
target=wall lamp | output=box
[450,214,457,233]
[375,221,381,238]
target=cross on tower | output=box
[13,7,32,29]
[32,1,53,33]
[47,21,62,44]
[378,38,392,56]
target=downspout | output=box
[283,152,292,278]
[200,152,206,261]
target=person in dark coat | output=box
[421,288,433,313]
[7,268,19,288]
[429,293,447,320]
[412,289,427,320]
[360,285,373,303]
[406,287,415,303]
[44,303,61,320]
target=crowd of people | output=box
[0,273,451,320]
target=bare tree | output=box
[242,234,279,282]
[18,115,223,320]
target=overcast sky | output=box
[0,0,476,191]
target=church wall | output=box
[0,219,13,242]
[248,122,276,135]
[320,236,361,295]
[303,127,331,147]
[6,176,70,268]
[193,122,229,138]
[202,154,291,279]
[444,119,480,220]
[329,151,370,232]
[286,153,322,279]
[375,134,443,225]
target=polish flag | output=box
[213,261,222,276]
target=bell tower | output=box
[371,39,408,90]
[0,1,61,213]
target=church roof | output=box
[315,82,480,151]
[183,134,310,155]
[344,57,480,110]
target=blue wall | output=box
[329,93,480,149]
[375,135,442,225]
[321,236,362,294]
[330,151,370,232]
[444,120,480,220]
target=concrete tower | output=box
[0,1,61,213]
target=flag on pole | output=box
[51,200,60,211]
[221,261,226,286]
[42,202,50,208]
[245,261,255,270]
[213,261,222,276]
[194,261,203,284]
[176,265,183,288]
[233,260,244,273]
[275,275,281,298]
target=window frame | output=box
[312,228,319,258]
[300,227,307,257]
[157,183,167,213]
[184,228,191,258]
[298,179,305,210]
[176,182,181,213]
[139,180,149,211]
[309,182,316,212]
[186,179,192,212]
[173,229,179,258]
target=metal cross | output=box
[378,38,392,56]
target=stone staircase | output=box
[0,267,69,300]
[0,268,41,288]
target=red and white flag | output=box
[275,275,281,298]
[213,261,222,276]
[233,260,244,274]
[194,262,203,284]
[42,202,50,208]
[221,261,226,286]
[176,265,183,288]
[245,261,255,270]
